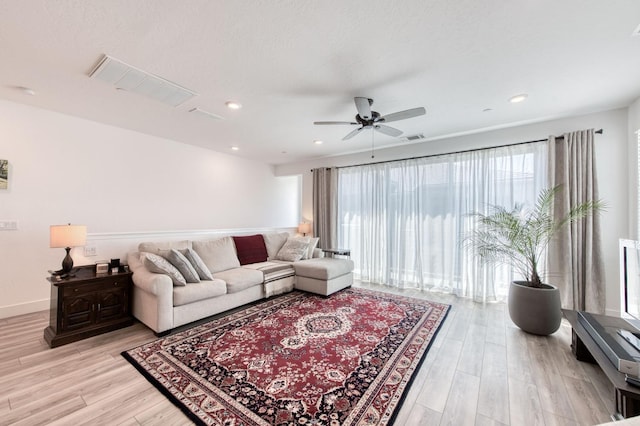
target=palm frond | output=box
[466,184,604,288]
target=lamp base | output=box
[60,247,73,273]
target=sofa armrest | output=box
[127,251,174,333]
[132,267,174,295]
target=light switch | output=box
[0,220,18,230]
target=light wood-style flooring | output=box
[0,282,617,425]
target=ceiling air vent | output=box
[89,55,198,107]
[404,133,425,141]
[189,108,223,120]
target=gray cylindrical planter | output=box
[508,281,562,336]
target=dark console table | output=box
[564,309,640,418]
[44,265,134,348]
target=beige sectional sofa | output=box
[127,232,354,335]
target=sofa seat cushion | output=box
[213,267,264,294]
[293,258,355,280]
[173,279,227,307]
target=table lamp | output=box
[298,222,311,236]
[50,224,87,274]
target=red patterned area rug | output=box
[122,288,450,425]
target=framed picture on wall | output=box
[0,160,7,189]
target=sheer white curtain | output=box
[337,142,547,302]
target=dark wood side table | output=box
[563,309,640,419]
[322,248,351,258]
[44,265,134,348]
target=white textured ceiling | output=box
[1,1,640,165]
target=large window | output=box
[337,142,547,302]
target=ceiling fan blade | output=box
[354,97,372,120]
[374,124,403,137]
[343,127,366,140]
[379,107,426,123]
[313,121,358,125]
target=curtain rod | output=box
[311,129,603,171]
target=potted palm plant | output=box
[467,185,604,335]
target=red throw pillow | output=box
[232,235,268,265]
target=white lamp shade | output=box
[50,224,87,248]
[298,222,312,234]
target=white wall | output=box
[0,100,300,318]
[276,108,630,316]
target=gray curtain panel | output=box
[312,167,337,249]
[547,129,605,313]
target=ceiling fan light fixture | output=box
[225,101,242,110]
[509,94,528,103]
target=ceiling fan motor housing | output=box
[356,110,380,126]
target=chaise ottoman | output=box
[293,257,354,296]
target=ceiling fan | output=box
[314,97,426,140]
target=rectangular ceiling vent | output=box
[404,133,425,141]
[189,108,223,120]
[89,55,198,107]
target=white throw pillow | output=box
[181,248,214,280]
[142,252,187,286]
[158,249,200,283]
[304,237,320,259]
[275,238,310,262]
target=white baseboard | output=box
[0,299,49,319]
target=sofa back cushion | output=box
[262,232,290,260]
[193,237,240,273]
[233,234,268,265]
[139,240,192,253]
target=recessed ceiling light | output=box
[313,140,323,145]
[509,94,528,103]
[225,101,242,110]
[231,146,239,151]
[633,23,640,36]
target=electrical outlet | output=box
[84,246,97,257]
